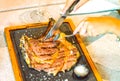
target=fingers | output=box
[73,17,87,35]
[77,18,96,37]
[79,21,88,36]
[73,20,86,35]
[86,24,93,36]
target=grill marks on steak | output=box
[20,34,80,76]
[28,39,58,56]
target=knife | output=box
[44,0,80,40]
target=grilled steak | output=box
[20,33,80,76]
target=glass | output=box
[19,0,65,24]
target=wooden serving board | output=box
[4,19,102,81]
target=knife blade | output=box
[44,16,66,40]
[44,0,80,40]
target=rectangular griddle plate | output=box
[4,19,102,81]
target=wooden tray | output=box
[4,19,102,81]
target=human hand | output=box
[62,0,89,14]
[74,16,120,37]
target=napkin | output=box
[87,33,120,71]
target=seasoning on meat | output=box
[20,33,80,76]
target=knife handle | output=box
[64,0,80,16]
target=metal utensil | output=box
[44,0,80,40]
